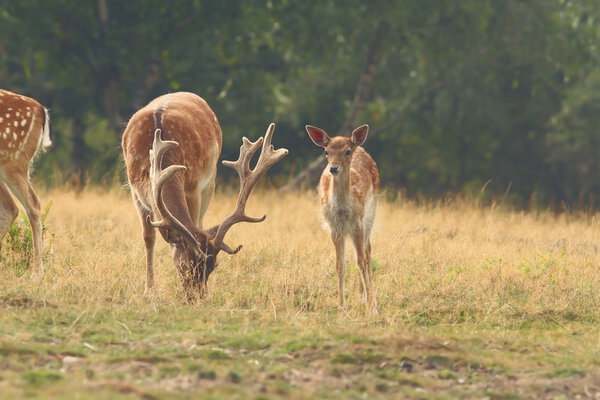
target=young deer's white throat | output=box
[306,124,379,315]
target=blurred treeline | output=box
[1,0,600,208]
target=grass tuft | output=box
[22,370,63,387]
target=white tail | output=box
[0,89,53,281]
[306,124,380,315]
[41,108,53,152]
[122,92,288,302]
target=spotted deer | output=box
[122,92,288,302]
[306,124,379,315]
[0,89,53,281]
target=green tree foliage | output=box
[1,0,599,207]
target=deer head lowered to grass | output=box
[122,92,288,302]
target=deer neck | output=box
[329,168,352,205]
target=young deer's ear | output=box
[305,125,330,148]
[350,125,369,147]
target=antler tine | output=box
[221,136,264,182]
[148,129,205,257]
[256,122,277,167]
[213,123,289,254]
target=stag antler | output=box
[148,129,205,256]
[212,123,288,254]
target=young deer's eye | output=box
[345,150,351,156]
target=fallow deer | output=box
[122,92,288,302]
[0,89,53,282]
[306,124,379,315]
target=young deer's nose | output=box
[329,165,340,175]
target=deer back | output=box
[122,92,222,227]
[348,147,380,200]
[0,89,51,174]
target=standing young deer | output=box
[0,89,53,282]
[306,124,379,315]
[122,92,287,302]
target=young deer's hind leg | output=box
[352,227,377,315]
[364,236,377,314]
[331,231,346,309]
[357,236,372,297]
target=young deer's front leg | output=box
[332,232,346,309]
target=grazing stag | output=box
[306,124,379,315]
[0,89,53,282]
[122,92,287,302]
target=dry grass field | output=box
[1,186,600,399]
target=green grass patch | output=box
[482,390,521,400]
[542,368,586,378]
[22,370,63,387]
[206,349,232,360]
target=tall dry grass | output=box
[1,186,599,328]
